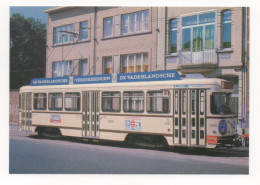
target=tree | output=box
[10,13,46,90]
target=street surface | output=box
[9,124,249,174]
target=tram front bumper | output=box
[207,135,239,148]
[217,135,241,147]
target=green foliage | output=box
[10,13,46,89]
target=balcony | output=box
[178,48,218,74]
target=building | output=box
[44,7,249,134]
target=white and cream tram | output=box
[19,70,237,148]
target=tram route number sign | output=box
[125,118,142,131]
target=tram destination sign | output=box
[117,70,181,83]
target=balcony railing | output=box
[179,48,217,66]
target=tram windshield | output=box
[210,92,235,115]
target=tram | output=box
[19,70,237,148]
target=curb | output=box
[228,147,249,152]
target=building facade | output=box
[45,7,249,134]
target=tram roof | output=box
[20,77,225,91]
[20,70,230,91]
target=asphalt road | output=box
[9,125,249,174]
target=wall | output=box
[46,7,158,77]
[10,90,19,123]
[96,7,157,74]
[46,7,95,77]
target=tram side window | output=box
[49,93,63,111]
[191,90,196,115]
[123,91,144,113]
[33,93,47,110]
[182,91,187,114]
[174,91,178,114]
[147,91,170,113]
[102,92,121,112]
[200,91,205,115]
[65,93,80,111]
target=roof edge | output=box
[44,7,77,14]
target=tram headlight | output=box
[218,120,228,135]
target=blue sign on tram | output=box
[117,70,181,83]
[30,70,181,86]
[30,77,70,86]
[74,74,112,84]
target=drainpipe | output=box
[165,7,168,71]
[93,7,97,75]
[156,7,167,71]
[243,8,248,134]
[156,7,158,71]
[241,7,248,142]
[242,7,247,132]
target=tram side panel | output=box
[31,113,83,137]
[99,115,173,142]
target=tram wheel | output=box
[125,134,168,148]
[36,127,62,139]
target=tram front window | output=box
[210,92,235,115]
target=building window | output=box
[48,93,63,111]
[79,21,89,40]
[102,92,121,112]
[52,61,72,77]
[222,10,232,49]
[33,93,47,110]
[65,93,80,111]
[121,10,149,35]
[121,53,148,73]
[182,28,191,51]
[170,19,177,53]
[103,57,113,74]
[104,17,113,37]
[54,24,73,44]
[181,12,216,52]
[78,59,88,76]
[123,91,144,113]
[147,91,170,114]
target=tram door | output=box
[173,89,206,146]
[190,89,206,146]
[20,93,32,132]
[82,92,100,137]
[173,90,188,145]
